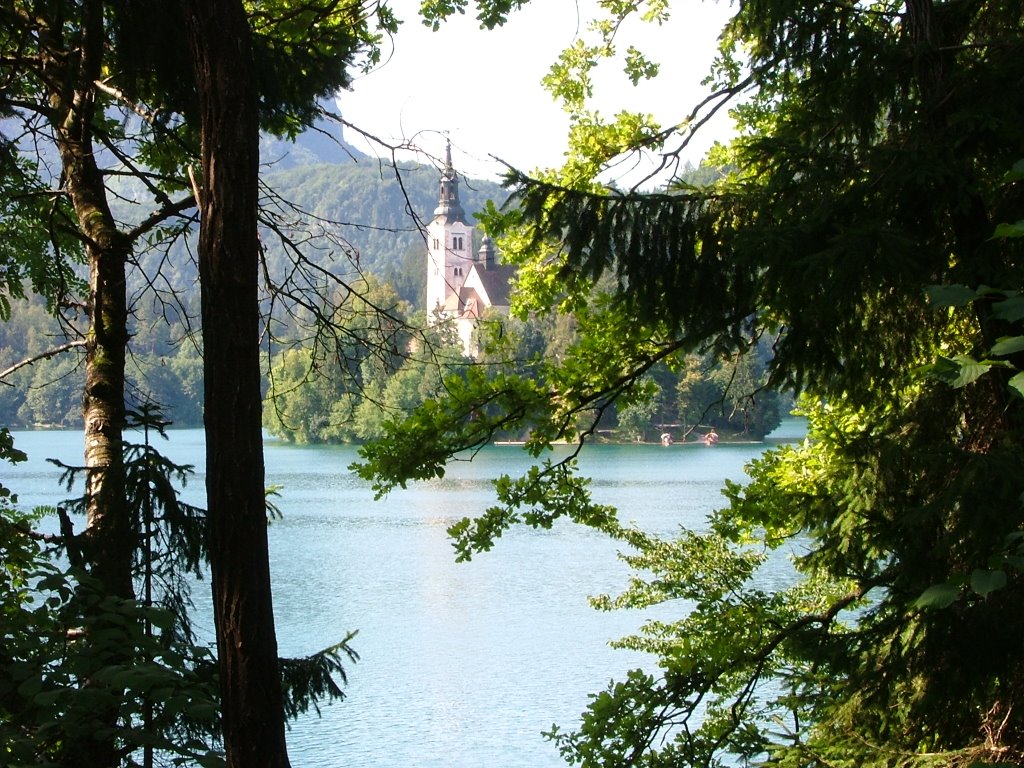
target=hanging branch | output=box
[0,339,86,383]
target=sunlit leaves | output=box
[564,110,663,175]
[560,503,862,767]
[354,292,691,554]
[0,155,84,317]
[623,45,659,85]
[530,0,686,172]
[544,40,604,113]
[377,1,1024,766]
[449,459,617,561]
[923,284,1024,399]
[352,362,555,497]
[419,0,529,30]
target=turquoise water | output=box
[5,423,803,767]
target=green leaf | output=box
[925,284,977,308]
[991,335,1024,356]
[969,568,1007,597]
[951,357,991,388]
[1009,372,1024,399]
[915,582,959,609]
[992,295,1024,322]
[919,356,960,385]
[1005,158,1024,182]
[993,220,1024,239]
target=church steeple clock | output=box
[426,141,475,319]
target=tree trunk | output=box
[41,4,134,764]
[43,0,135,607]
[81,235,132,598]
[184,2,291,766]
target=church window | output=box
[453,235,464,251]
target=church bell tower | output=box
[426,142,475,320]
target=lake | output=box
[5,422,803,767]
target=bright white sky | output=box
[336,0,736,182]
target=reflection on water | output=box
[5,420,804,768]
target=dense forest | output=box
[262,282,787,445]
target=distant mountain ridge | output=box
[260,100,365,168]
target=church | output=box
[425,144,515,355]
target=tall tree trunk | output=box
[58,117,133,607]
[42,3,134,764]
[184,2,291,766]
[44,0,134,607]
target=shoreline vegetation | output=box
[16,416,807,445]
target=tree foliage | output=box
[0,420,223,768]
[264,275,467,444]
[357,0,1024,766]
[1,0,396,764]
[265,273,781,445]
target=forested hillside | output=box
[0,140,505,429]
[263,158,506,305]
[0,134,731,436]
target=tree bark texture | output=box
[41,0,134,605]
[39,4,133,765]
[184,2,291,766]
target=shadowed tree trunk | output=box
[184,1,291,766]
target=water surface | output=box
[6,423,802,767]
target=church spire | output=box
[433,139,466,222]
